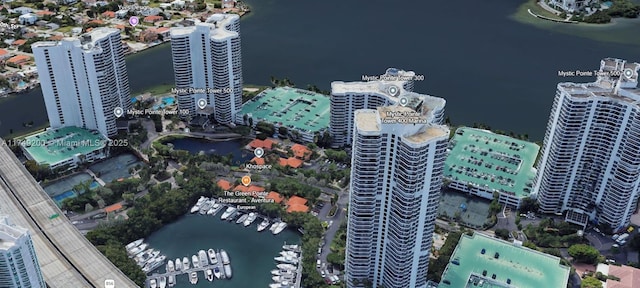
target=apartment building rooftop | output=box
[21,126,107,166]
[32,27,119,49]
[0,216,27,250]
[444,127,539,199]
[440,233,570,288]
[354,109,380,132]
[559,58,640,104]
[405,126,448,143]
[171,14,239,38]
[240,87,330,133]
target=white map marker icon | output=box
[388,85,400,97]
[113,107,123,118]
[254,147,264,158]
[623,68,634,79]
[197,99,207,109]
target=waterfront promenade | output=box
[0,142,139,288]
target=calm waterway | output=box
[1,0,639,139]
[145,214,300,288]
[163,138,252,164]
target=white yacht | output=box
[279,251,298,257]
[206,269,214,281]
[220,249,232,278]
[272,222,287,235]
[274,255,298,264]
[273,275,294,282]
[149,279,157,288]
[220,206,236,220]
[257,218,270,232]
[220,249,230,264]
[224,264,232,279]
[192,255,200,268]
[244,212,257,226]
[159,276,166,288]
[208,249,218,264]
[166,260,174,272]
[189,272,198,284]
[190,196,207,213]
[198,250,208,267]
[271,269,293,276]
[125,239,143,251]
[142,258,164,273]
[175,258,182,271]
[135,249,159,266]
[211,203,222,216]
[269,222,279,232]
[213,267,222,279]
[276,263,296,271]
[168,275,175,287]
[282,244,299,251]
[128,243,148,256]
[236,213,249,224]
[206,199,216,214]
[182,257,190,270]
[199,200,212,215]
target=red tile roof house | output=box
[11,39,27,47]
[0,49,10,59]
[143,15,163,23]
[286,195,309,213]
[101,11,115,18]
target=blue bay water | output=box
[2,0,639,139]
[145,214,300,288]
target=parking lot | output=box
[585,228,638,265]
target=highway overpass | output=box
[0,142,139,288]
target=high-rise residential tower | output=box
[170,14,242,124]
[32,28,131,137]
[0,216,45,288]
[330,68,433,147]
[534,58,640,230]
[345,83,449,288]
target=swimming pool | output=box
[17,81,26,88]
[152,97,176,110]
[163,97,175,105]
[53,190,76,204]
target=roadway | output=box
[0,142,139,288]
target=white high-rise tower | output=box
[32,28,131,137]
[170,14,242,124]
[0,216,45,288]
[534,58,640,230]
[330,68,432,147]
[345,83,448,288]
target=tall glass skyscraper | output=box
[534,58,640,230]
[0,216,45,288]
[344,80,449,288]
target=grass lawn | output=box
[515,0,565,21]
[134,83,174,95]
[57,26,75,33]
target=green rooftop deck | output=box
[22,126,107,166]
[240,87,330,133]
[444,128,540,198]
[440,233,570,288]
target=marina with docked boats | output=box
[125,196,301,287]
[191,196,290,236]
